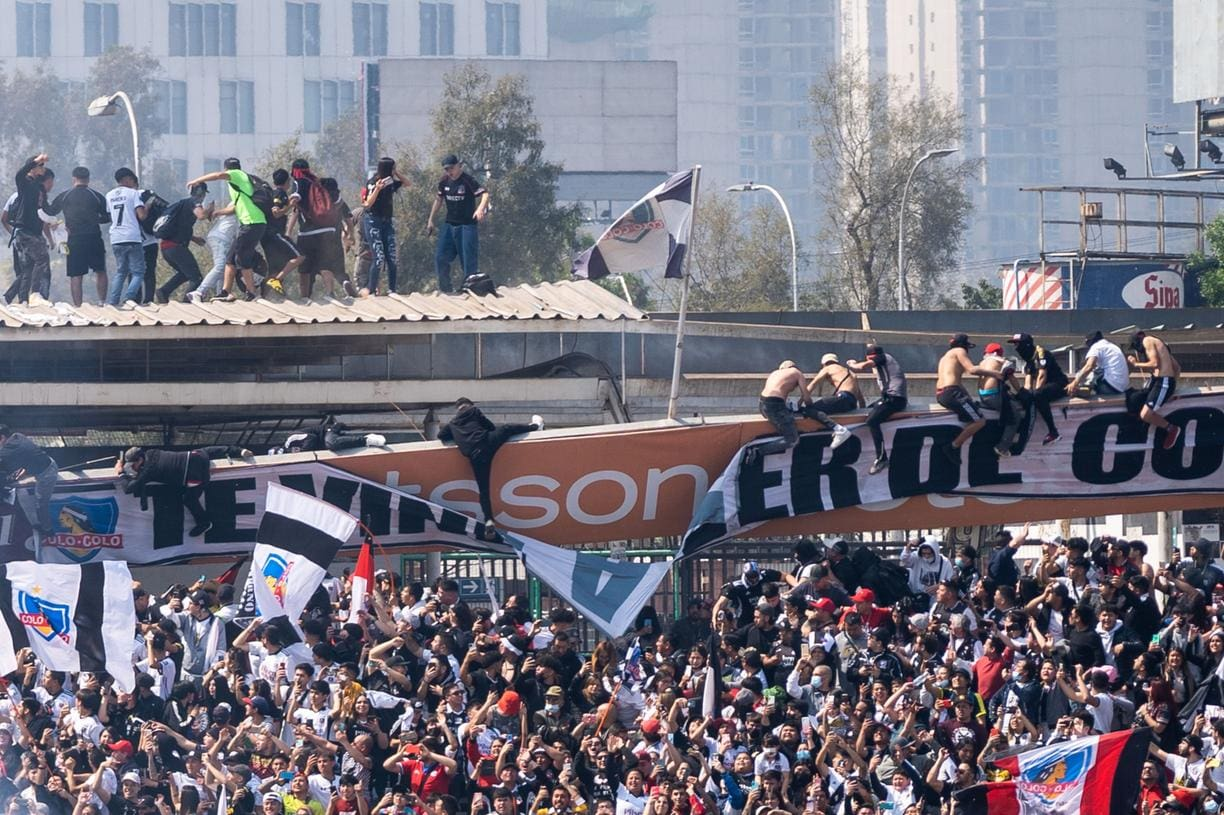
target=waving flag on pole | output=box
[572,169,695,280]
[953,728,1149,814]
[0,561,137,691]
[253,484,356,628]
[350,535,375,616]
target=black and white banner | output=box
[680,391,1224,557]
[572,169,695,280]
[252,483,356,623]
[0,561,137,690]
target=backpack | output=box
[140,191,170,235]
[151,199,187,240]
[461,273,497,296]
[849,545,912,606]
[301,175,340,227]
[230,172,275,220]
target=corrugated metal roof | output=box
[0,279,646,329]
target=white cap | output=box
[123,771,141,784]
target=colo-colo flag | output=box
[253,483,356,626]
[572,169,694,280]
[953,728,1148,815]
[0,561,137,691]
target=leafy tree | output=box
[389,64,583,293]
[686,192,795,311]
[0,66,84,181]
[256,134,313,180]
[1189,215,1224,307]
[595,271,656,311]
[809,58,978,310]
[957,278,1003,309]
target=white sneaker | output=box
[531,414,544,430]
[830,425,852,449]
[364,433,387,447]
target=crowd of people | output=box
[755,329,1183,475]
[3,152,490,308]
[0,522,1222,815]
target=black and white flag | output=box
[252,483,355,627]
[572,169,695,280]
[0,561,137,691]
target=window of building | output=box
[154,79,189,134]
[219,79,254,134]
[303,79,356,133]
[353,1,388,56]
[420,2,454,55]
[286,1,321,56]
[169,2,236,57]
[16,2,51,58]
[84,2,118,56]
[486,2,520,55]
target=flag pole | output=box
[666,164,701,420]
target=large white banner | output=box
[681,391,1224,556]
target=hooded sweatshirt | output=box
[900,540,954,595]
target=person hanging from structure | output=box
[438,398,542,541]
[934,333,1006,462]
[115,444,253,537]
[745,360,852,467]
[0,424,59,543]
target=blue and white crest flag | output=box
[572,169,695,280]
[0,561,137,691]
[253,484,356,628]
[504,532,671,638]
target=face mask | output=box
[545,704,559,713]
[955,558,968,568]
[811,675,822,689]
[764,749,778,759]
[922,554,935,563]
[795,750,811,761]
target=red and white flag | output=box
[350,536,374,616]
[954,728,1148,815]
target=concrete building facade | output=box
[0,0,549,179]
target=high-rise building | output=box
[880,0,1191,274]
[0,0,549,182]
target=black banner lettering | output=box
[1072,415,1147,485]
[889,425,961,497]
[1152,407,1224,481]
[790,435,862,514]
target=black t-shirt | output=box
[269,187,292,235]
[437,172,486,225]
[363,176,402,219]
[1024,345,1069,387]
[162,198,199,245]
[45,185,110,237]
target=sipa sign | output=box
[1078,261,1187,309]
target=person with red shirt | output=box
[839,588,891,628]
[382,740,457,799]
[971,636,1009,702]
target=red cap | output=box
[498,690,521,716]
[641,719,661,735]
[107,739,134,755]
[811,598,836,613]
[850,587,876,604]
[984,342,1003,355]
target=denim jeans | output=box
[363,214,397,292]
[194,227,236,296]
[434,222,479,292]
[108,242,147,305]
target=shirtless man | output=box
[1125,331,1182,449]
[977,342,1025,458]
[746,360,849,466]
[805,353,865,417]
[935,334,1004,461]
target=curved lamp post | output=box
[728,182,799,311]
[897,147,957,310]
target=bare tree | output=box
[809,58,978,310]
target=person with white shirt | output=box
[190,189,238,302]
[135,630,178,699]
[1067,331,1130,396]
[105,167,148,305]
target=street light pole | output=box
[727,182,798,311]
[897,147,957,310]
[87,91,140,179]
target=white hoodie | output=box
[900,539,954,595]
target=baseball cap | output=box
[641,719,661,735]
[545,686,563,699]
[1082,330,1104,348]
[441,154,460,167]
[984,342,1003,355]
[1007,333,1033,345]
[949,333,975,349]
[244,696,272,715]
[122,771,141,785]
[107,739,134,755]
[810,598,836,614]
[498,690,521,716]
[189,590,211,606]
[850,587,876,604]
[820,353,839,365]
